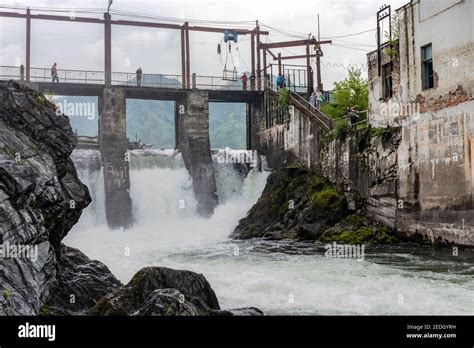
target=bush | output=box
[277,87,290,110]
[331,119,349,140]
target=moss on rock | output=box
[233,166,349,240]
[320,214,398,244]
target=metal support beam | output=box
[250,32,255,90]
[262,49,267,81]
[306,40,311,93]
[0,11,269,34]
[188,25,268,35]
[278,53,282,75]
[185,22,190,89]
[274,54,318,61]
[260,39,331,50]
[26,8,31,82]
[266,49,277,59]
[256,24,261,90]
[316,49,322,92]
[104,12,112,86]
[181,27,186,88]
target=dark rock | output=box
[88,267,221,315]
[0,81,91,315]
[233,166,349,241]
[42,245,122,315]
[227,307,264,316]
[133,289,201,316]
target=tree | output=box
[321,67,368,120]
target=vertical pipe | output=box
[316,49,322,92]
[256,23,261,90]
[185,22,190,89]
[181,27,186,89]
[306,39,311,93]
[250,32,255,90]
[26,8,31,82]
[278,53,282,75]
[174,101,179,149]
[104,12,112,86]
[262,49,267,86]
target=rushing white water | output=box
[66,149,474,315]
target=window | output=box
[382,63,393,99]
[422,44,434,90]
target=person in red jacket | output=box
[241,72,248,91]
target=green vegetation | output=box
[39,305,53,316]
[209,103,246,149]
[277,87,290,110]
[320,214,398,244]
[366,125,399,144]
[383,13,400,61]
[56,96,247,149]
[331,119,350,140]
[309,186,346,213]
[320,67,368,121]
[321,226,397,244]
[2,289,11,300]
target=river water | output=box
[65,149,474,315]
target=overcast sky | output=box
[0,0,407,88]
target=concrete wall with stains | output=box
[366,0,474,245]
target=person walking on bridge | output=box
[136,67,143,87]
[241,72,248,91]
[51,63,59,83]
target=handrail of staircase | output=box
[288,91,333,131]
[265,79,333,131]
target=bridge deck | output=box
[1,81,263,103]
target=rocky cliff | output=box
[0,81,91,314]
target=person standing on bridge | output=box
[282,74,286,88]
[309,91,316,111]
[315,89,323,110]
[276,73,283,91]
[51,63,59,83]
[136,67,143,87]
[241,72,248,91]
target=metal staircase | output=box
[266,80,333,132]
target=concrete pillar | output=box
[104,12,112,86]
[176,91,218,216]
[26,8,31,82]
[248,94,265,152]
[99,87,132,228]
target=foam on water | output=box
[66,149,474,315]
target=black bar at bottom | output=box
[0,316,472,346]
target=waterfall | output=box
[65,148,270,274]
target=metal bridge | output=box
[0,7,331,93]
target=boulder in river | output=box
[41,245,122,315]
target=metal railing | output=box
[265,79,333,131]
[111,72,182,88]
[0,65,264,91]
[193,75,265,91]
